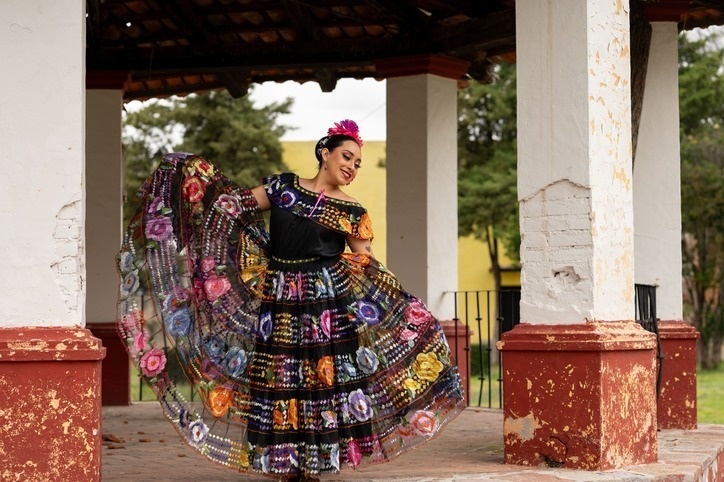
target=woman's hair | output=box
[314,134,356,167]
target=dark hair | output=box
[314,134,357,167]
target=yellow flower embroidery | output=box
[403,378,421,393]
[413,352,444,382]
[358,212,374,239]
[338,216,353,233]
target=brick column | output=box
[0,1,105,479]
[500,0,657,470]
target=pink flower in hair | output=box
[328,119,363,147]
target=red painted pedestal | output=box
[498,322,658,470]
[441,319,473,405]
[657,320,698,429]
[89,322,131,406]
[0,326,106,481]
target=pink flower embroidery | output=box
[320,310,331,339]
[133,331,148,354]
[404,300,432,326]
[216,194,242,218]
[204,274,231,302]
[201,256,215,273]
[347,440,363,466]
[398,328,418,342]
[140,348,166,377]
[409,410,437,436]
[192,279,206,301]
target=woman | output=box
[116,120,465,481]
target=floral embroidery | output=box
[404,300,432,326]
[355,300,380,325]
[358,212,373,239]
[355,347,379,375]
[216,193,242,218]
[317,356,335,386]
[413,352,444,382]
[165,307,192,337]
[204,274,231,301]
[347,440,363,466]
[189,419,209,447]
[145,216,173,241]
[182,176,205,203]
[409,410,437,436]
[139,348,166,378]
[223,347,248,377]
[208,386,233,418]
[348,389,373,421]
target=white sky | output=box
[248,78,387,141]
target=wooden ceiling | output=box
[85,0,724,101]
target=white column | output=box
[386,74,458,318]
[633,22,682,321]
[0,0,86,327]
[86,90,124,323]
[517,0,634,324]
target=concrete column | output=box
[0,1,104,479]
[381,55,468,320]
[499,0,657,470]
[633,22,682,321]
[634,21,698,429]
[86,80,130,406]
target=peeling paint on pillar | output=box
[0,327,105,480]
[657,321,699,429]
[498,322,658,470]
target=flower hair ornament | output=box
[327,119,364,147]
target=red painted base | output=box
[498,322,658,470]
[0,326,105,481]
[441,319,473,405]
[89,322,131,406]
[657,320,698,429]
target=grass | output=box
[697,363,724,424]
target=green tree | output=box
[457,61,519,292]
[679,31,724,369]
[122,90,291,223]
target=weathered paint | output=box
[88,323,131,406]
[0,327,105,480]
[499,322,658,470]
[517,0,634,326]
[657,321,699,429]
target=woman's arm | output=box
[251,185,272,212]
[347,235,375,258]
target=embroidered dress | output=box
[117,152,465,478]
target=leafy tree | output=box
[678,31,724,369]
[122,90,291,223]
[457,61,519,292]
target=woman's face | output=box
[322,140,362,186]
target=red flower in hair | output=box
[328,119,364,147]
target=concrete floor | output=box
[102,403,724,481]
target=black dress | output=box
[117,152,465,478]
